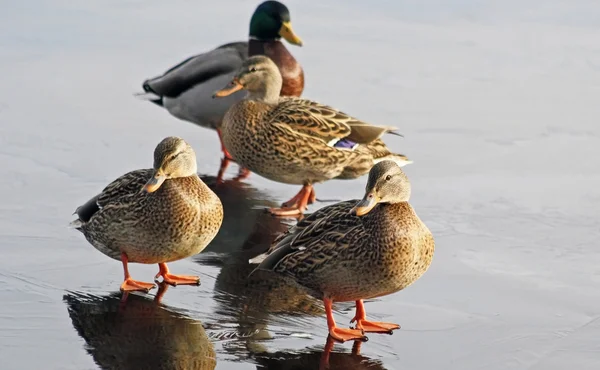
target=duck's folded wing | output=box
[142,41,248,98]
[255,200,362,272]
[271,98,398,145]
[95,169,154,207]
[73,169,153,224]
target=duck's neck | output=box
[363,202,417,238]
[247,72,283,105]
[247,90,280,105]
[248,38,282,57]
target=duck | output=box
[70,137,223,292]
[139,1,304,182]
[250,161,435,343]
[213,55,411,216]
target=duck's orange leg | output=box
[216,129,251,183]
[216,129,232,184]
[270,184,314,217]
[324,298,366,343]
[282,185,316,208]
[155,263,200,286]
[308,186,317,205]
[233,167,251,181]
[119,253,156,292]
[350,299,400,333]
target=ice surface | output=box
[0,1,599,369]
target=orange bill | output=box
[350,193,380,216]
[143,171,166,193]
[213,79,244,98]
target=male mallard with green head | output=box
[139,1,304,182]
[214,56,411,216]
[251,161,434,342]
[70,137,223,292]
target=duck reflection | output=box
[213,210,323,319]
[252,337,387,370]
[64,284,216,370]
[198,174,284,257]
[195,175,322,337]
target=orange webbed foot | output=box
[274,185,314,216]
[155,263,200,286]
[155,272,200,286]
[120,278,156,292]
[352,319,400,333]
[350,300,400,333]
[328,327,367,343]
[268,206,306,217]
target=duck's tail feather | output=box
[69,219,83,230]
[133,90,163,107]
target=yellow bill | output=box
[279,21,303,46]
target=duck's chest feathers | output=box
[361,203,434,288]
[248,40,304,97]
[222,100,271,148]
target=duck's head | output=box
[350,161,411,216]
[143,137,198,193]
[249,1,302,46]
[213,56,281,103]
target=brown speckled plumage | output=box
[72,137,223,266]
[220,56,410,187]
[217,56,411,215]
[252,161,434,340]
[261,200,433,301]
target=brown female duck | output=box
[70,137,223,292]
[139,1,304,181]
[251,161,434,342]
[214,56,411,216]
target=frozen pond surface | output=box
[1,0,599,369]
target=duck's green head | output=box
[249,1,303,46]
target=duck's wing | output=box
[253,200,364,274]
[73,169,153,224]
[270,97,399,145]
[141,42,248,99]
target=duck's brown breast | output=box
[248,39,304,97]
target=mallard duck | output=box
[70,137,223,292]
[139,1,304,181]
[250,161,434,343]
[213,55,411,216]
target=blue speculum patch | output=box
[334,138,357,149]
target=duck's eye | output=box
[385,175,392,181]
[249,67,257,73]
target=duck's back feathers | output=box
[142,42,248,99]
[335,139,413,180]
[96,169,152,207]
[72,169,152,227]
[269,97,398,146]
[253,200,359,273]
